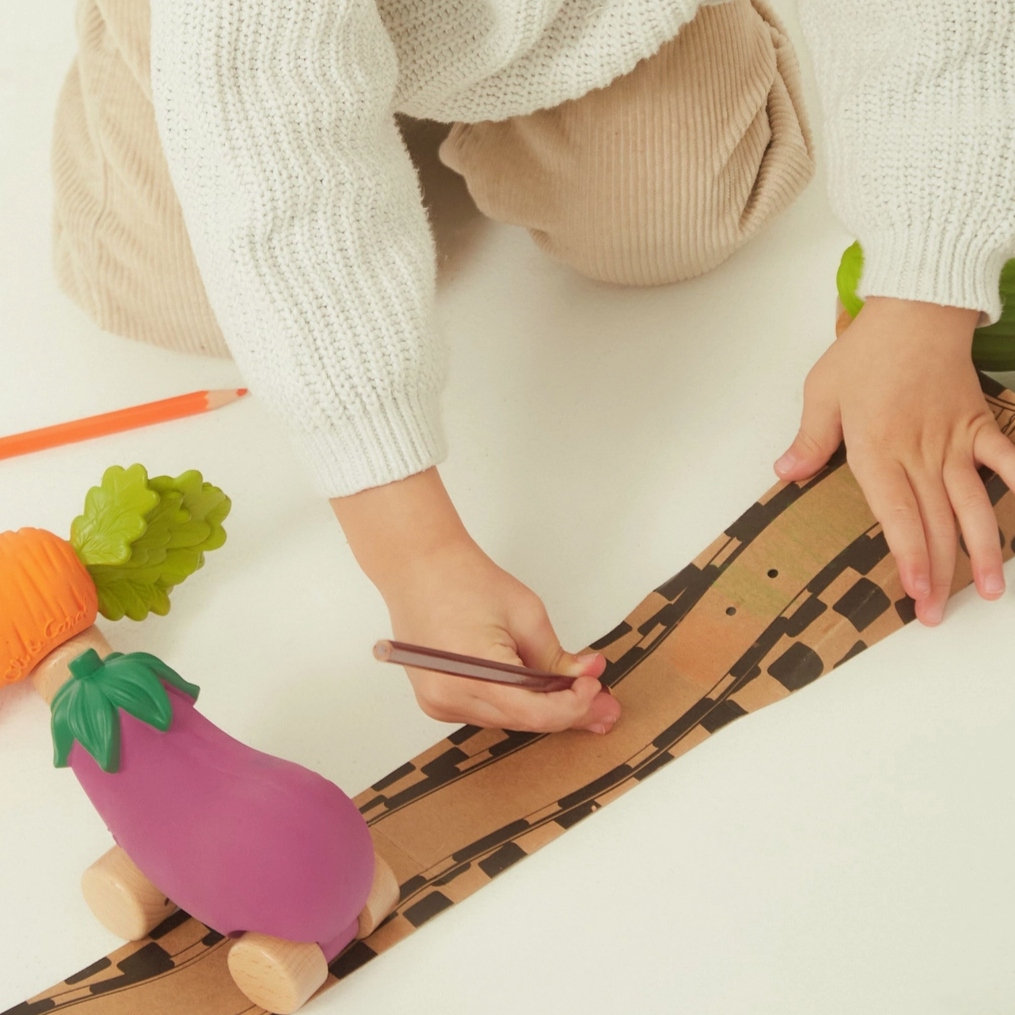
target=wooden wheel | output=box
[227,933,328,1014]
[356,852,400,939]
[81,845,176,940]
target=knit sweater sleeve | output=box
[800,1,1015,324]
[150,0,447,497]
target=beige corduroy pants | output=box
[51,0,814,358]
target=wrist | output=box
[860,297,979,351]
[330,468,471,594]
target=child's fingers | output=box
[774,373,843,481]
[405,615,619,732]
[975,425,1015,497]
[574,688,622,733]
[413,671,616,734]
[475,676,615,733]
[943,460,1005,599]
[509,602,604,677]
[910,473,958,626]
[853,459,931,602]
[508,600,618,731]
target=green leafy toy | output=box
[71,464,231,621]
[1,464,231,688]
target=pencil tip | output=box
[206,388,249,411]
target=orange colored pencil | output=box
[0,389,248,461]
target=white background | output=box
[2,3,1014,1013]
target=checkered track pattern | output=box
[10,375,1013,1015]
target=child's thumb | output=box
[513,606,605,679]
[774,381,843,482]
[513,609,619,729]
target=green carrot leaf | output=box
[150,471,230,553]
[80,467,231,622]
[150,472,231,583]
[70,465,160,568]
[93,573,173,622]
[111,488,188,569]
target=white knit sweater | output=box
[150,0,1015,498]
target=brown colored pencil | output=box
[373,640,577,692]
[0,389,248,461]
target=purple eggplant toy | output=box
[4,465,399,1013]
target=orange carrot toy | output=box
[0,528,98,686]
[0,463,229,690]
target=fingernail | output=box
[775,452,796,474]
[588,723,608,735]
[914,576,931,598]
[576,652,600,666]
[923,602,944,625]
[984,574,1005,596]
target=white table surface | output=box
[3,4,1014,1013]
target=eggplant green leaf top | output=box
[51,649,200,773]
[836,242,1015,371]
[70,465,231,622]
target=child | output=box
[52,0,1015,735]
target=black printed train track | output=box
[8,376,1015,1015]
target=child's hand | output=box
[332,468,620,733]
[775,296,1015,626]
[383,535,619,732]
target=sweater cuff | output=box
[291,386,448,499]
[858,227,1009,327]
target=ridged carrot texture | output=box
[0,528,98,686]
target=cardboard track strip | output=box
[8,378,1015,1015]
